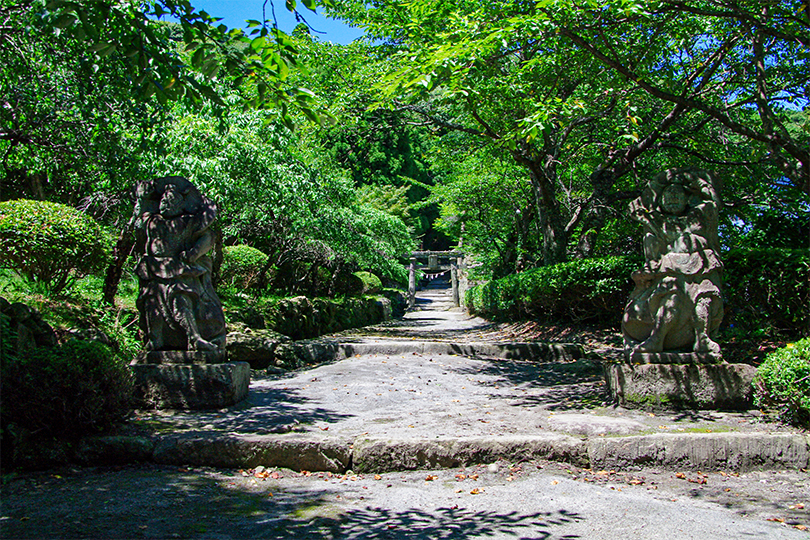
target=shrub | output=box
[1,338,133,438]
[1,336,133,468]
[724,248,809,339]
[466,255,641,324]
[219,244,269,290]
[0,199,110,294]
[353,271,383,295]
[754,338,810,427]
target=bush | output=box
[219,244,269,290]
[754,338,810,427]
[466,255,641,324]
[354,271,383,295]
[0,199,110,294]
[337,271,384,297]
[724,248,809,339]
[1,336,133,466]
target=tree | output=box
[546,0,810,194]
[1,2,160,204]
[2,0,330,302]
[5,0,323,117]
[328,0,804,266]
[155,99,415,289]
[430,146,539,278]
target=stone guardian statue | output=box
[622,168,724,362]
[131,176,226,362]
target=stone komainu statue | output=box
[622,168,723,362]
[131,176,226,355]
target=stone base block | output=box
[627,351,721,364]
[131,362,250,410]
[134,350,227,365]
[605,363,756,410]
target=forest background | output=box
[1,0,808,344]
[1,0,810,459]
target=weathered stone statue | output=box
[622,168,723,362]
[128,177,248,409]
[132,176,226,359]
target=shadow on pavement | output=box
[455,358,609,411]
[293,506,584,539]
[0,465,586,539]
[137,386,355,435]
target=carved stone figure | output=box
[622,168,723,362]
[131,176,226,358]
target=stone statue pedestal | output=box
[628,351,721,365]
[604,362,757,410]
[134,350,228,365]
[130,352,249,410]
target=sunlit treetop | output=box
[2,0,334,128]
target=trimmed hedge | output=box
[353,271,383,295]
[467,248,809,339]
[1,337,133,468]
[754,338,810,427]
[724,248,809,339]
[0,199,110,294]
[466,255,642,324]
[219,244,269,290]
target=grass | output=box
[0,269,141,360]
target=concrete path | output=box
[2,461,807,539]
[98,277,808,475]
[4,278,808,539]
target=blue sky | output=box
[183,0,364,44]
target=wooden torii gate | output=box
[407,250,464,310]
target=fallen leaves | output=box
[239,467,281,480]
[674,471,708,484]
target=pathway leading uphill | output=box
[116,274,804,473]
[1,275,808,539]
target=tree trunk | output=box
[526,165,568,266]
[102,221,137,305]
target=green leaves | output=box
[755,337,810,427]
[28,0,328,123]
[466,255,642,323]
[0,200,111,295]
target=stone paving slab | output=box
[116,350,808,473]
[108,282,810,475]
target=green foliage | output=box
[0,271,141,360]
[724,248,810,339]
[24,0,322,118]
[157,106,415,290]
[0,200,110,295]
[754,338,810,428]
[353,271,383,295]
[466,255,641,324]
[1,339,133,465]
[731,207,810,251]
[220,245,270,290]
[431,148,538,278]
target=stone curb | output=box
[351,435,588,472]
[337,341,584,363]
[76,432,809,473]
[588,432,810,472]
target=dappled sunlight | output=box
[134,384,355,436]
